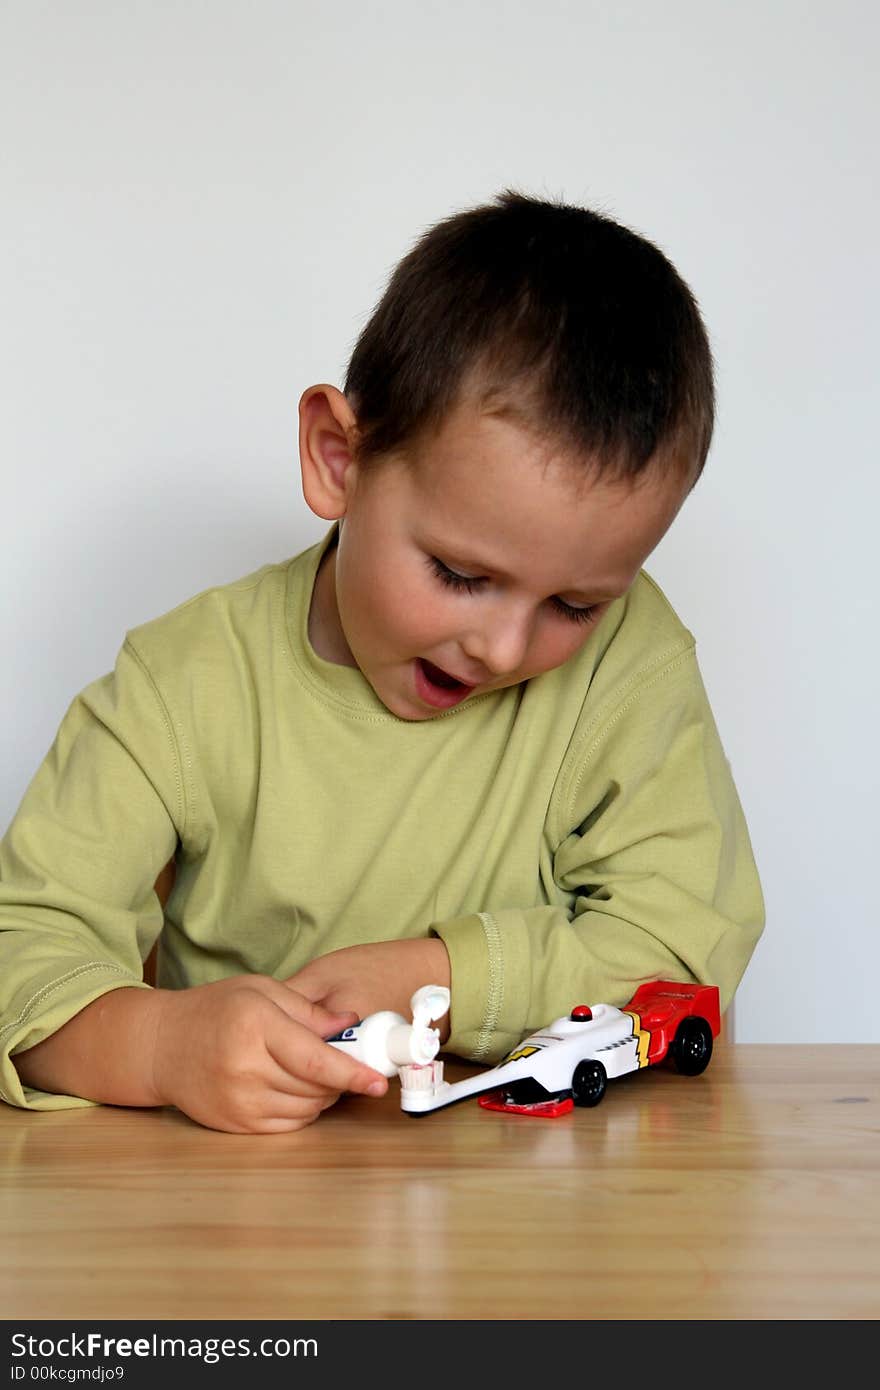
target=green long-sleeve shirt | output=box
[0,523,764,1109]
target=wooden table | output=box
[1,1046,878,1321]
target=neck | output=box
[308,531,357,666]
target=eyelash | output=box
[426,556,598,625]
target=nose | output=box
[460,601,534,678]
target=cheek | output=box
[529,620,597,675]
[359,559,445,648]
[399,575,454,641]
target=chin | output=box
[380,692,446,723]
[368,682,421,721]
[386,697,439,723]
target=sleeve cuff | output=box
[430,910,532,1063]
[0,969,149,1110]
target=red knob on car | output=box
[570,1005,593,1021]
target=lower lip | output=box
[413,658,476,709]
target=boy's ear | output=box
[298,384,360,520]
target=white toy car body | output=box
[399,981,721,1116]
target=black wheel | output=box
[571,1059,607,1107]
[670,1017,713,1076]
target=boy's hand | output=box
[285,938,451,1043]
[150,975,388,1134]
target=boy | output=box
[0,191,764,1133]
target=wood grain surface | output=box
[2,1045,877,1320]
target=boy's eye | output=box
[426,556,599,626]
[548,596,599,625]
[427,555,483,593]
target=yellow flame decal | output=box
[624,1011,651,1067]
[503,1044,541,1064]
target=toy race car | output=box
[399,980,721,1117]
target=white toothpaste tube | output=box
[327,985,450,1077]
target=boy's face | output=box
[307,396,691,722]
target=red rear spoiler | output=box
[625,980,722,1038]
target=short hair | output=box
[344,190,715,484]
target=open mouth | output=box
[420,659,469,690]
[414,658,476,708]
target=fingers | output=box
[253,975,359,1037]
[255,979,387,1096]
[155,977,386,1135]
[280,969,325,1005]
[213,1090,338,1134]
[284,990,362,1042]
[264,1015,388,1100]
[238,1055,373,1134]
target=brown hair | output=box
[344,190,715,483]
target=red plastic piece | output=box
[478,1090,574,1117]
[624,980,721,1063]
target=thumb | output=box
[317,1006,361,1039]
[297,996,361,1038]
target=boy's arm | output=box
[0,649,389,1129]
[0,641,392,1131]
[13,977,388,1132]
[13,985,167,1105]
[0,640,182,1109]
[429,647,764,1062]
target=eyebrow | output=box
[428,539,623,604]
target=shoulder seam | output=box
[129,561,291,630]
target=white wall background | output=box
[2,1,877,1042]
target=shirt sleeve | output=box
[432,645,765,1062]
[0,639,184,1109]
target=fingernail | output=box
[366,1080,386,1097]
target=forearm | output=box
[435,889,762,1063]
[12,985,166,1107]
